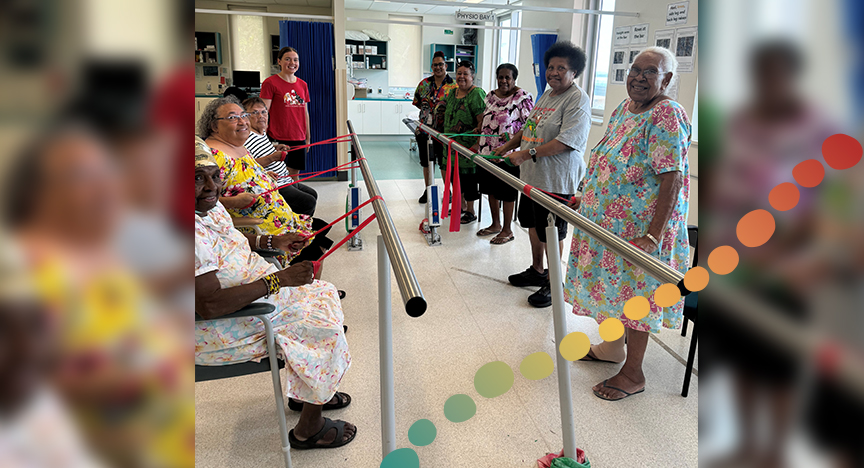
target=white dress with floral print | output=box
[195,202,350,404]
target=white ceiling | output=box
[345,0,511,16]
[215,0,333,5]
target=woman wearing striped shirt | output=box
[243,97,318,216]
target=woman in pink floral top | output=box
[476,64,534,244]
[564,48,691,401]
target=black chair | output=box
[195,302,294,468]
[680,225,698,397]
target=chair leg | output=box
[681,317,688,337]
[259,315,293,468]
[681,323,697,398]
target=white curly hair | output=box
[636,46,678,76]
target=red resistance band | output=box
[281,134,356,159]
[301,196,382,240]
[520,184,572,204]
[253,158,365,204]
[440,140,462,233]
[311,212,378,276]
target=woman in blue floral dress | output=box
[564,47,691,401]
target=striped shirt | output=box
[245,131,292,184]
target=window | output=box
[496,11,521,67]
[590,0,615,115]
[228,12,270,82]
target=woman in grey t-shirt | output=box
[492,41,592,308]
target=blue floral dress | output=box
[564,99,691,333]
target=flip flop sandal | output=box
[592,379,645,401]
[288,417,357,450]
[477,227,501,237]
[287,392,352,412]
[460,212,477,224]
[578,348,623,364]
[490,234,514,245]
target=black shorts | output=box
[478,163,520,202]
[517,191,572,243]
[275,139,307,171]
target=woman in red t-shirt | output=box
[261,46,311,175]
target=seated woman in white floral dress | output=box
[194,137,356,450]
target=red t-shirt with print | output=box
[260,75,310,141]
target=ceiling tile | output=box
[427,5,460,15]
[345,0,373,10]
[398,3,435,13]
[305,0,332,6]
[369,2,405,11]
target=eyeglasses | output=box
[248,110,268,117]
[431,63,446,68]
[216,113,250,122]
[627,67,661,79]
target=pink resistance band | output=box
[251,158,365,205]
[301,196,382,240]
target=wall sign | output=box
[456,11,495,22]
[666,1,689,25]
[631,23,649,45]
[614,25,632,46]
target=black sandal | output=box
[288,417,357,450]
[460,212,477,224]
[287,392,352,412]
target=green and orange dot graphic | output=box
[380,133,862,467]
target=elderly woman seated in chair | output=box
[194,138,356,450]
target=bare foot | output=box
[293,418,356,445]
[593,368,645,400]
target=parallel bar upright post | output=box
[545,215,577,459]
[378,235,397,457]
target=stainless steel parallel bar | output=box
[416,121,684,286]
[348,120,428,317]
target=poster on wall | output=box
[612,48,627,66]
[666,1,689,25]
[654,29,675,52]
[673,26,698,73]
[631,23,649,45]
[612,67,628,84]
[665,78,680,101]
[628,47,643,65]
[614,25,632,46]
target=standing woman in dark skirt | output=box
[412,50,456,203]
[476,63,534,244]
[261,46,311,176]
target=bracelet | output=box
[267,235,273,249]
[645,233,660,246]
[255,235,262,249]
[262,273,281,297]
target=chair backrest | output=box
[687,225,698,268]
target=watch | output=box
[528,147,537,162]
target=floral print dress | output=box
[477,88,534,156]
[211,147,315,263]
[564,99,692,333]
[195,202,351,405]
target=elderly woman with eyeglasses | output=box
[196,96,335,271]
[564,46,692,401]
[194,137,356,449]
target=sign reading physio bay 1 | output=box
[456,11,495,22]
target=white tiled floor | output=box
[195,179,698,468]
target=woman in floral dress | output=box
[194,137,356,449]
[197,96,334,268]
[564,47,691,401]
[476,63,534,244]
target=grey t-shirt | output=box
[518,83,591,194]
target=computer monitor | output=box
[232,70,261,89]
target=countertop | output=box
[352,96,412,101]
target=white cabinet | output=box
[195,97,217,127]
[347,101,364,133]
[363,101,382,134]
[347,100,414,135]
[380,102,403,135]
[347,100,382,134]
